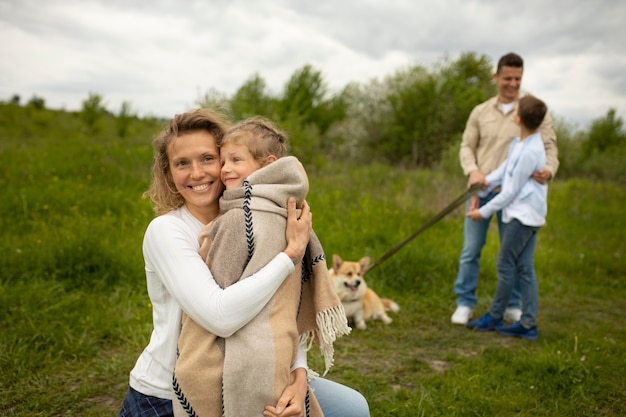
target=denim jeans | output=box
[454,192,521,308]
[120,378,370,417]
[310,377,370,417]
[488,219,540,327]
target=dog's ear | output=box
[332,254,343,271]
[359,256,371,273]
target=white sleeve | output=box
[290,341,308,372]
[143,216,294,337]
[484,160,505,193]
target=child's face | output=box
[220,141,263,190]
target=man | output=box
[451,52,559,325]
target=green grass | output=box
[1,105,624,416]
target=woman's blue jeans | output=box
[454,192,521,309]
[310,377,370,417]
[119,378,370,417]
[488,219,540,326]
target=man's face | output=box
[494,66,523,104]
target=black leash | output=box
[366,183,483,274]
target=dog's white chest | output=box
[342,300,362,317]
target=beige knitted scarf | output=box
[173,156,350,417]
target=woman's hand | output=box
[283,198,312,262]
[263,368,308,417]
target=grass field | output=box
[1,105,625,416]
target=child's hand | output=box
[469,195,480,211]
[466,209,483,222]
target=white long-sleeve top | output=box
[129,205,307,400]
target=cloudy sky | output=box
[1,0,624,128]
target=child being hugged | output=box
[173,116,349,417]
[465,95,549,341]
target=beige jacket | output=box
[459,94,559,178]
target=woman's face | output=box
[167,130,224,223]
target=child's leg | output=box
[489,220,522,320]
[495,210,523,309]
[517,225,540,327]
[490,219,531,319]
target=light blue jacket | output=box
[478,132,547,227]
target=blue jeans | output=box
[118,387,173,417]
[488,219,540,327]
[454,192,521,309]
[310,377,370,417]
[119,377,370,417]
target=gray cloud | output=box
[1,0,624,126]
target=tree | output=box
[116,100,135,138]
[279,64,325,123]
[364,53,494,167]
[274,65,347,165]
[278,64,345,135]
[386,68,439,166]
[195,87,230,115]
[27,95,46,110]
[80,92,106,133]
[584,108,624,153]
[437,52,495,134]
[229,73,275,121]
[322,81,391,163]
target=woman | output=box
[118,108,369,417]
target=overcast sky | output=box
[1,0,625,128]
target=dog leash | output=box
[366,183,483,274]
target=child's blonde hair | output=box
[220,116,288,165]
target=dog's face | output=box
[329,254,371,302]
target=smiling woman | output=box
[118,108,370,417]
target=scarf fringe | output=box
[300,305,351,376]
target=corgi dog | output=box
[329,254,400,330]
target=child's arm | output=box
[482,159,506,193]
[479,147,542,219]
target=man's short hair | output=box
[497,52,524,73]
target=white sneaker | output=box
[451,306,474,325]
[504,307,522,322]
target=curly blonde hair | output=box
[144,108,231,215]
